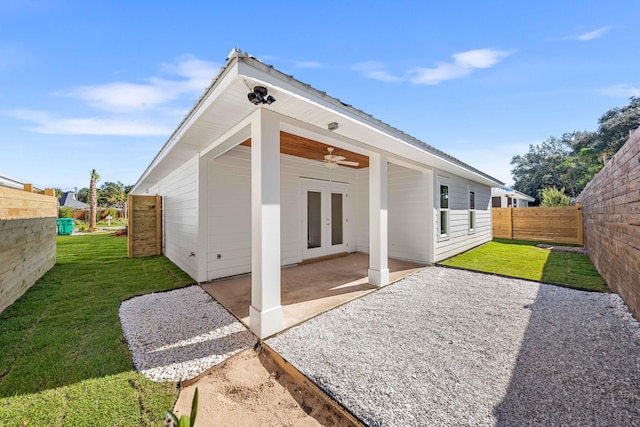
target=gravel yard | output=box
[119,285,255,382]
[267,267,640,426]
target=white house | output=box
[491,187,535,208]
[131,48,503,338]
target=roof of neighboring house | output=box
[492,187,535,201]
[58,192,89,209]
[132,48,504,194]
[0,172,44,191]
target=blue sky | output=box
[1,0,638,191]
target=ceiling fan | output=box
[323,147,360,169]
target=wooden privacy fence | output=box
[128,195,162,258]
[0,185,57,313]
[493,205,583,245]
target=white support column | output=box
[368,152,390,286]
[249,109,283,338]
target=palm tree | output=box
[89,169,100,231]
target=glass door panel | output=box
[307,191,322,249]
[331,192,343,246]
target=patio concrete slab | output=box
[200,253,424,331]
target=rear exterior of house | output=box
[145,146,493,282]
[131,48,502,337]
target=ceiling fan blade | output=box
[336,160,360,167]
[332,156,346,162]
[324,154,334,160]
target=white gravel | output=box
[267,267,640,426]
[119,285,255,382]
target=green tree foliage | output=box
[99,181,126,207]
[511,97,639,203]
[77,187,90,203]
[540,187,571,207]
[58,207,73,218]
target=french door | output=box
[302,181,348,260]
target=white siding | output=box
[148,154,199,279]
[434,171,492,262]
[353,165,432,263]
[388,164,432,263]
[205,146,358,280]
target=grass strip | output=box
[440,238,608,292]
[0,234,195,426]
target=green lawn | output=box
[440,238,608,292]
[0,234,195,426]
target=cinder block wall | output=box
[0,187,57,314]
[577,129,640,320]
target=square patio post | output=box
[368,152,390,286]
[249,109,283,338]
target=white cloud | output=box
[294,61,324,69]
[598,84,640,97]
[577,26,612,41]
[6,109,173,136]
[409,49,512,85]
[351,61,403,82]
[60,55,219,112]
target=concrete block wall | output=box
[577,129,640,320]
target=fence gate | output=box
[128,195,162,257]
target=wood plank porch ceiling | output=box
[240,131,369,169]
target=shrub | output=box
[59,207,73,218]
[540,187,571,207]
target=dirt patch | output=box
[173,347,360,426]
[536,244,587,254]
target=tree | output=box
[593,96,640,156]
[511,97,640,202]
[77,187,90,203]
[89,169,100,231]
[540,187,571,207]
[510,135,572,203]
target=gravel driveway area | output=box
[267,267,640,426]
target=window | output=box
[439,184,449,238]
[469,191,476,232]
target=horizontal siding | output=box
[388,164,431,263]
[434,173,492,262]
[206,146,358,280]
[149,154,199,279]
[354,165,432,263]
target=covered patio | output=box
[201,253,425,331]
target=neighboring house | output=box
[58,192,90,209]
[0,172,44,191]
[130,48,503,337]
[491,187,534,208]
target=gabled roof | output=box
[132,48,503,194]
[59,192,89,209]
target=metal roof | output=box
[132,48,504,194]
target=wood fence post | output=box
[23,184,33,193]
[44,188,55,197]
[509,206,514,240]
[576,203,583,246]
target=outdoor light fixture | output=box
[328,122,339,131]
[247,85,276,105]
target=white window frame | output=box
[438,178,450,241]
[468,187,476,234]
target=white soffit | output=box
[132,50,503,194]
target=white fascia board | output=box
[237,60,502,187]
[131,60,241,195]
